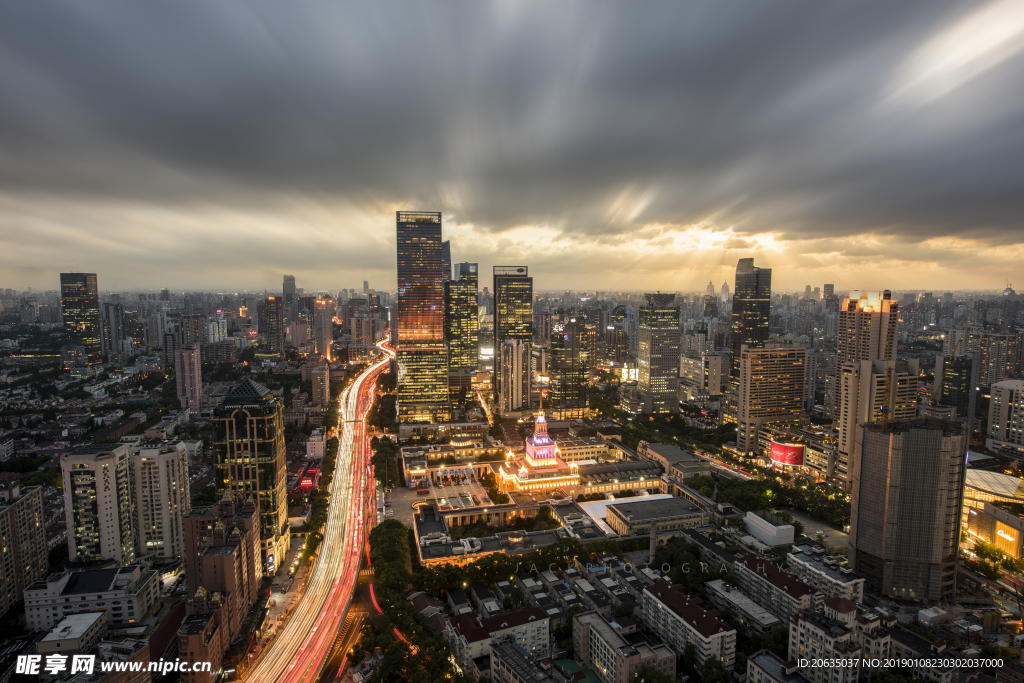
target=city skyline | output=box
[2,2,1024,292]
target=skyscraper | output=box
[61,444,136,565]
[834,291,901,485]
[494,266,534,410]
[441,240,452,282]
[637,293,680,414]
[445,262,479,371]
[283,274,296,321]
[836,291,898,367]
[837,359,919,484]
[736,345,807,453]
[312,295,333,360]
[499,338,528,414]
[175,342,203,415]
[396,211,450,423]
[264,295,285,359]
[720,281,730,303]
[549,316,588,419]
[311,365,330,407]
[60,273,102,365]
[131,440,190,563]
[101,301,128,365]
[729,259,772,381]
[212,379,289,574]
[937,353,978,424]
[849,419,966,600]
[0,486,47,619]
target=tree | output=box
[698,658,731,683]
[637,666,674,683]
[681,643,698,677]
[759,626,788,659]
[613,602,635,620]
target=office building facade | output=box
[499,338,528,415]
[729,259,772,381]
[445,262,479,372]
[494,266,534,407]
[988,379,1024,451]
[211,379,289,574]
[263,295,285,359]
[396,211,450,422]
[61,444,136,565]
[101,301,129,365]
[637,293,680,414]
[549,316,589,419]
[849,420,966,600]
[312,295,333,360]
[60,273,102,365]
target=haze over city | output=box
[2,0,1024,291]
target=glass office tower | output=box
[493,266,533,407]
[60,272,102,365]
[729,258,772,381]
[396,211,450,422]
[445,262,479,371]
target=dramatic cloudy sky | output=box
[1,1,1023,294]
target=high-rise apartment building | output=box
[60,273,102,365]
[499,339,528,415]
[729,259,772,381]
[637,293,680,414]
[549,317,588,419]
[849,420,966,600]
[836,359,919,484]
[445,262,479,372]
[494,266,534,408]
[283,274,296,322]
[310,364,330,408]
[101,301,128,365]
[132,440,190,563]
[175,342,203,415]
[836,291,898,366]
[211,379,288,574]
[0,485,47,619]
[264,295,285,360]
[833,291,901,485]
[988,379,1024,453]
[396,211,450,423]
[312,295,333,360]
[61,444,136,565]
[736,345,807,454]
[978,331,1019,387]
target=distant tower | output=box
[720,281,729,303]
[729,259,772,381]
[705,281,715,297]
[60,273,102,365]
[441,240,452,282]
[637,293,680,414]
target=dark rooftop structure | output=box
[644,579,734,638]
[607,496,705,522]
[179,613,214,636]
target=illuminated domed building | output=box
[497,407,580,494]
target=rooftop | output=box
[40,612,105,642]
[737,554,817,599]
[965,469,1024,501]
[789,545,863,582]
[179,613,214,636]
[748,650,811,683]
[643,579,734,638]
[607,496,705,523]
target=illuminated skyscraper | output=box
[396,211,450,422]
[549,316,588,419]
[729,258,772,381]
[494,266,533,409]
[638,293,680,414]
[264,295,285,359]
[212,379,289,574]
[60,273,102,365]
[834,291,900,485]
[736,344,806,453]
[312,295,333,360]
[837,291,898,366]
[445,262,479,371]
[441,240,452,282]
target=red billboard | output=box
[770,441,804,466]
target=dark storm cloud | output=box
[1,0,1023,290]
